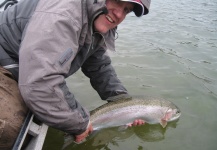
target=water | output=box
[43,0,217,149]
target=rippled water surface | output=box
[43,0,217,149]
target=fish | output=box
[62,97,181,149]
[90,97,181,130]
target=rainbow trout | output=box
[90,97,181,130]
[63,97,181,148]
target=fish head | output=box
[164,107,181,122]
[160,107,181,128]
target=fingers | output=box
[133,119,145,126]
[75,123,93,143]
[128,119,145,127]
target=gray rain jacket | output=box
[0,0,129,135]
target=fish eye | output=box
[176,110,181,114]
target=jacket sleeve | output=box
[18,12,89,135]
[81,47,130,101]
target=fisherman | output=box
[0,0,151,149]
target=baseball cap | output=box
[121,0,151,17]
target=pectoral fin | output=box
[160,119,167,128]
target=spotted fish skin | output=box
[90,97,181,130]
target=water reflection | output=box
[63,120,179,150]
[135,121,178,142]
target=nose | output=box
[113,7,125,18]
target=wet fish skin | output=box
[90,97,181,130]
[62,97,181,148]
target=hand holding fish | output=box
[74,119,144,143]
[128,119,145,127]
[74,122,93,143]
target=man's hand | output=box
[128,119,145,127]
[74,122,93,143]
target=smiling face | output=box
[94,0,134,33]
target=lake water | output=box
[42,0,217,149]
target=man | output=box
[0,0,151,148]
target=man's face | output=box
[94,0,134,33]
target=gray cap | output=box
[121,0,151,17]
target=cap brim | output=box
[133,2,144,17]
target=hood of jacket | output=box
[86,0,116,51]
[86,0,106,21]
